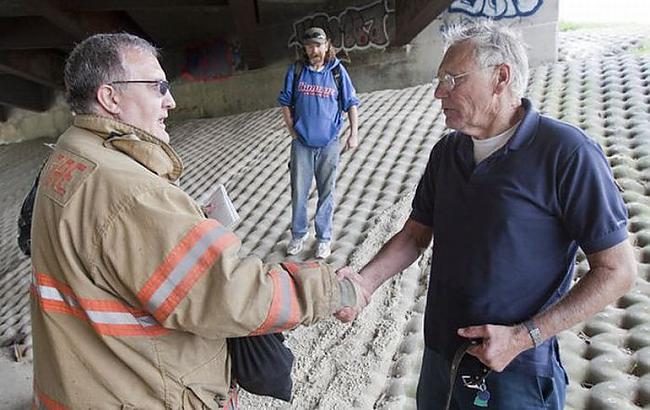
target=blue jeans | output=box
[290,138,339,242]
[416,347,567,410]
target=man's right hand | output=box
[281,107,298,140]
[334,266,372,322]
[342,131,358,152]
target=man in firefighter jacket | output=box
[29,33,365,409]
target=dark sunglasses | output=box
[108,80,171,96]
[302,31,326,41]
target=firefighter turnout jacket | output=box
[30,115,343,409]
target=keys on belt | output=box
[445,339,492,409]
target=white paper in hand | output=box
[200,184,240,228]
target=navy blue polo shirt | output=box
[411,98,628,377]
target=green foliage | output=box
[632,38,650,56]
[559,21,613,31]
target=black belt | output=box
[444,339,491,410]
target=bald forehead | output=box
[120,47,165,79]
[439,40,477,74]
[120,46,155,63]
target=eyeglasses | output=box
[432,65,498,92]
[108,80,171,96]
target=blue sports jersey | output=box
[278,58,359,147]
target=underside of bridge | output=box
[0,0,452,120]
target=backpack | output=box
[291,61,343,113]
[17,167,44,257]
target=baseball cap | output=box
[302,27,327,45]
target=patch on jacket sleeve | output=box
[40,150,96,206]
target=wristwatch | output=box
[523,319,543,348]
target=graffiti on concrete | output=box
[182,39,242,81]
[288,0,394,51]
[448,0,543,19]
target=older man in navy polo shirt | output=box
[336,20,636,409]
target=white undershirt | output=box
[472,120,522,164]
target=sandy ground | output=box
[0,348,31,410]
[1,23,650,410]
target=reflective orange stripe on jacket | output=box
[31,273,167,337]
[138,219,238,322]
[251,267,300,335]
[33,382,68,410]
[281,261,319,275]
[250,262,320,335]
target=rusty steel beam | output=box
[0,14,147,51]
[230,0,264,69]
[0,0,227,16]
[0,49,64,88]
[0,0,25,17]
[0,50,63,87]
[0,74,53,112]
[0,17,75,50]
[76,11,149,39]
[393,0,452,47]
[36,0,88,40]
[61,0,228,13]
[37,0,149,42]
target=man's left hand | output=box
[457,324,531,372]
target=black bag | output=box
[227,333,294,402]
[17,169,42,257]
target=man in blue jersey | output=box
[278,27,359,259]
[336,21,636,409]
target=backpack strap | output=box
[290,61,304,110]
[17,164,45,257]
[332,64,343,113]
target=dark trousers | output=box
[416,347,567,410]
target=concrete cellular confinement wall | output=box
[0,0,558,144]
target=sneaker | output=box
[287,236,305,255]
[315,241,331,259]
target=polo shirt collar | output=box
[504,98,539,151]
[456,98,539,151]
[454,98,539,175]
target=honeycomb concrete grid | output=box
[0,27,649,409]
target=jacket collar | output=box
[73,115,183,182]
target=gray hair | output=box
[64,33,158,114]
[443,20,529,100]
